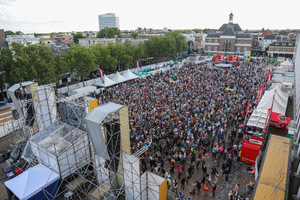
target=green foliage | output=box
[145,31,187,62]
[131,32,138,39]
[278,30,288,35]
[65,44,96,80]
[73,33,86,44]
[0,42,57,87]
[192,29,202,33]
[90,43,118,70]
[97,27,122,38]
[4,30,15,37]
[203,28,214,34]
[54,53,70,75]
[0,29,187,87]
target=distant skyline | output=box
[0,0,299,33]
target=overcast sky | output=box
[0,0,299,33]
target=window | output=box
[237,47,240,52]
[223,40,231,52]
[208,46,211,51]
[214,46,217,51]
[215,39,218,43]
[209,39,212,42]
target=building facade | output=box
[6,35,40,47]
[78,38,116,48]
[98,13,120,31]
[205,13,252,55]
[267,41,295,58]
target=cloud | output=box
[0,0,17,5]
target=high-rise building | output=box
[98,13,120,31]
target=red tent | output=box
[270,112,291,130]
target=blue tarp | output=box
[5,163,60,200]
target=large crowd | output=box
[97,59,270,199]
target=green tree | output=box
[97,27,122,38]
[90,43,118,70]
[54,53,70,76]
[192,29,202,33]
[65,44,96,83]
[278,30,288,35]
[15,31,23,35]
[73,33,86,44]
[4,30,15,37]
[2,42,57,85]
[131,31,138,39]
[26,44,57,84]
[0,47,14,91]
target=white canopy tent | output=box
[257,84,288,115]
[215,64,233,68]
[280,59,293,68]
[5,163,60,200]
[122,69,139,80]
[110,72,129,83]
[94,75,117,87]
[247,108,269,129]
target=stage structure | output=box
[12,98,166,200]
[57,93,97,131]
[85,102,167,200]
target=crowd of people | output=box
[97,59,270,199]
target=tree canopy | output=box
[0,31,187,91]
[97,27,122,38]
[73,33,87,43]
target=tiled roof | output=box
[264,35,276,39]
[259,29,275,37]
[218,24,242,32]
[206,33,221,38]
[269,41,295,47]
[236,33,251,38]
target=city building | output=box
[267,40,295,58]
[6,35,40,47]
[0,29,6,42]
[205,12,252,55]
[261,34,277,51]
[98,13,120,31]
[36,35,53,45]
[78,38,116,48]
[289,33,300,198]
[52,34,73,42]
[0,29,8,50]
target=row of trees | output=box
[0,31,187,92]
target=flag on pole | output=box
[137,61,139,73]
[99,69,104,83]
[267,71,272,84]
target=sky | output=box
[0,0,299,33]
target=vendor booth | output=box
[240,133,263,165]
[5,163,60,200]
[241,109,272,164]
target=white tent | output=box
[215,64,232,68]
[94,75,117,87]
[110,72,129,83]
[5,163,60,200]
[257,84,288,115]
[247,108,269,129]
[280,59,293,68]
[122,69,139,80]
[70,86,97,95]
